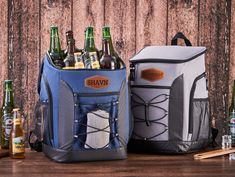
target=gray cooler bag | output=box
[128,33,210,153]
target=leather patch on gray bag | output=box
[141,68,164,82]
[85,75,110,89]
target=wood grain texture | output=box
[167,0,199,45]
[199,0,231,142]
[229,1,235,110]
[7,0,40,135]
[0,150,234,177]
[0,0,8,107]
[72,0,104,50]
[40,0,72,59]
[135,0,168,52]
[105,0,136,66]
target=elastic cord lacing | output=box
[131,92,169,140]
[74,101,124,149]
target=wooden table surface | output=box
[0,149,235,177]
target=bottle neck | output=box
[84,28,96,50]
[102,40,111,56]
[68,40,75,55]
[102,29,115,55]
[50,29,62,53]
[3,90,14,106]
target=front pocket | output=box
[73,92,120,150]
[131,86,170,141]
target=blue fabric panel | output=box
[42,57,60,148]
[39,77,48,101]
[125,80,130,143]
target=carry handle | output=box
[171,32,192,46]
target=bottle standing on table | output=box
[49,25,65,68]
[100,39,117,70]
[0,80,15,149]
[9,108,25,159]
[102,26,125,69]
[63,39,76,69]
[229,80,235,146]
[83,26,100,69]
[64,30,83,58]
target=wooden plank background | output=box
[0,0,233,143]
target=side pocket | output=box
[32,100,49,148]
[191,99,210,141]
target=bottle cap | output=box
[50,25,58,29]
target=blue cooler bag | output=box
[35,53,131,162]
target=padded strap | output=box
[28,131,42,152]
[171,32,192,46]
[37,60,44,94]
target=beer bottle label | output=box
[91,60,100,69]
[75,61,85,69]
[63,66,75,70]
[3,113,13,141]
[12,136,25,153]
[89,52,100,69]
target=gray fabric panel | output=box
[130,46,206,62]
[117,79,127,145]
[128,139,209,154]
[59,80,75,150]
[169,74,184,141]
[43,144,127,163]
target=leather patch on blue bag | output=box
[85,75,110,89]
[141,68,164,82]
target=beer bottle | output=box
[49,25,65,68]
[100,39,116,70]
[63,39,75,69]
[74,52,85,69]
[64,30,82,58]
[9,108,25,159]
[0,80,15,149]
[102,26,125,69]
[83,26,100,69]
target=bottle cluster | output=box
[0,80,25,159]
[49,25,125,70]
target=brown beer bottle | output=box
[9,108,25,159]
[64,30,82,58]
[102,26,125,69]
[63,39,75,69]
[100,39,116,70]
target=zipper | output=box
[42,74,53,146]
[131,85,171,89]
[188,72,206,134]
[77,91,120,97]
[130,50,206,64]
